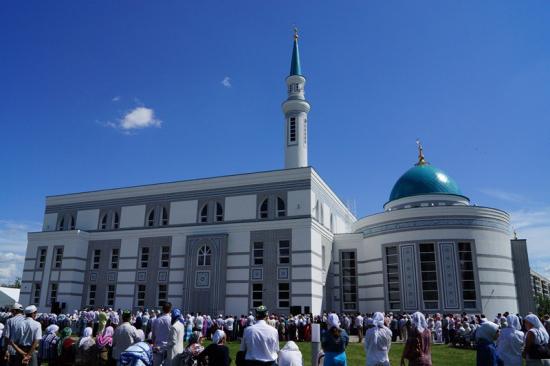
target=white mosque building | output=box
[19,32,536,318]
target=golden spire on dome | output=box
[415,139,428,166]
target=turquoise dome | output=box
[389,164,462,202]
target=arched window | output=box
[112,212,120,230]
[147,209,155,227]
[199,204,208,223]
[160,207,169,226]
[197,245,212,266]
[277,197,286,217]
[215,202,224,222]
[57,217,65,231]
[314,200,320,221]
[259,198,269,219]
[69,215,75,230]
[100,214,108,230]
[330,213,335,232]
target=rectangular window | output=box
[140,247,149,269]
[158,284,167,306]
[341,251,357,311]
[160,246,170,268]
[288,117,296,143]
[386,246,401,310]
[33,283,41,305]
[107,285,116,306]
[38,248,47,269]
[137,284,146,307]
[54,247,63,269]
[49,283,58,305]
[252,283,263,308]
[458,242,477,309]
[322,246,326,271]
[253,242,263,265]
[92,249,101,270]
[278,240,290,264]
[88,285,97,306]
[419,243,438,310]
[278,282,290,308]
[111,248,119,270]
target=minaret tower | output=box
[282,28,311,169]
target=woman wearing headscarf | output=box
[321,313,349,366]
[497,314,524,366]
[96,326,115,366]
[523,314,550,365]
[401,312,432,366]
[197,329,231,366]
[75,326,97,365]
[98,311,108,335]
[278,340,303,366]
[58,327,77,366]
[434,315,442,344]
[39,324,59,365]
[165,309,185,366]
[364,312,392,366]
[475,321,499,366]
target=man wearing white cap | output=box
[9,305,42,366]
[3,303,24,365]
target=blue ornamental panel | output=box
[438,242,460,309]
[400,245,419,310]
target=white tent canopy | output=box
[0,287,20,307]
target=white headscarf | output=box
[327,313,340,328]
[372,312,385,328]
[212,330,226,344]
[476,321,499,342]
[279,341,302,366]
[79,327,93,347]
[506,314,521,331]
[370,312,391,352]
[46,324,59,334]
[412,312,428,333]
[525,314,550,345]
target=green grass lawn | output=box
[224,340,476,366]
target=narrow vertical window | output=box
[158,284,167,306]
[57,217,65,231]
[253,242,263,265]
[322,246,326,271]
[161,207,169,226]
[33,283,41,305]
[197,245,212,266]
[110,248,119,269]
[160,246,170,268]
[458,242,477,309]
[112,212,120,229]
[69,215,75,230]
[200,204,208,223]
[88,285,97,306]
[93,249,101,270]
[100,214,108,230]
[278,283,290,308]
[320,204,325,226]
[54,247,63,269]
[49,283,58,305]
[147,209,155,227]
[137,284,146,307]
[419,243,438,310]
[252,283,263,308]
[288,117,296,143]
[277,197,286,217]
[278,240,290,264]
[38,248,47,269]
[259,198,269,219]
[386,246,401,310]
[341,251,357,311]
[107,285,116,306]
[215,202,224,222]
[314,201,320,221]
[140,247,150,268]
[304,119,307,145]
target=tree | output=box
[535,294,550,317]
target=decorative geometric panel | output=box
[400,245,419,310]
[137,271,147,282]
[107,272,116,282]
[89,272,97,282]
[251,268,263,281]
[195,271,210,288]
[158,271,168,282]
[439,242,460,309]
[278,267,289,280]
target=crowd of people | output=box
[1,301,550,366]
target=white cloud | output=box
[479,188,528,204]
[0,220,41,284]
[221,76,231,88]
[112,96,120,102]
[120,107,161,130]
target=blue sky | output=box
[1,1,549,282]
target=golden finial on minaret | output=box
[294,27,299,41]
[513,230,518,240]
[415,139,428,166]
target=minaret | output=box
[282,28,311,169]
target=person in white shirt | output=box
[195,313,204,332]
[364,312,392,366]
[152,302,172,366]
[355,314,364,343]
[225,316,234,341]
[165,308,185,366]
[10,305,42,366]
[240,305,279,365]
[112,310,138,362]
